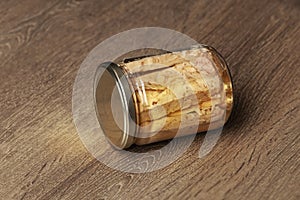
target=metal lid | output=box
[95,62,136,149]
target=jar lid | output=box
[95,62,137,149]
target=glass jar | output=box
[95,45,233,149]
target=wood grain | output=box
[0,0,299,199]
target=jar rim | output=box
[94,62,137,149]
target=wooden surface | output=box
[0,0,299,199]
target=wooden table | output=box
[0,0,299,199]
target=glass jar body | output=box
[116,45,233,146]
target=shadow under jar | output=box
[95,45,233,149]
